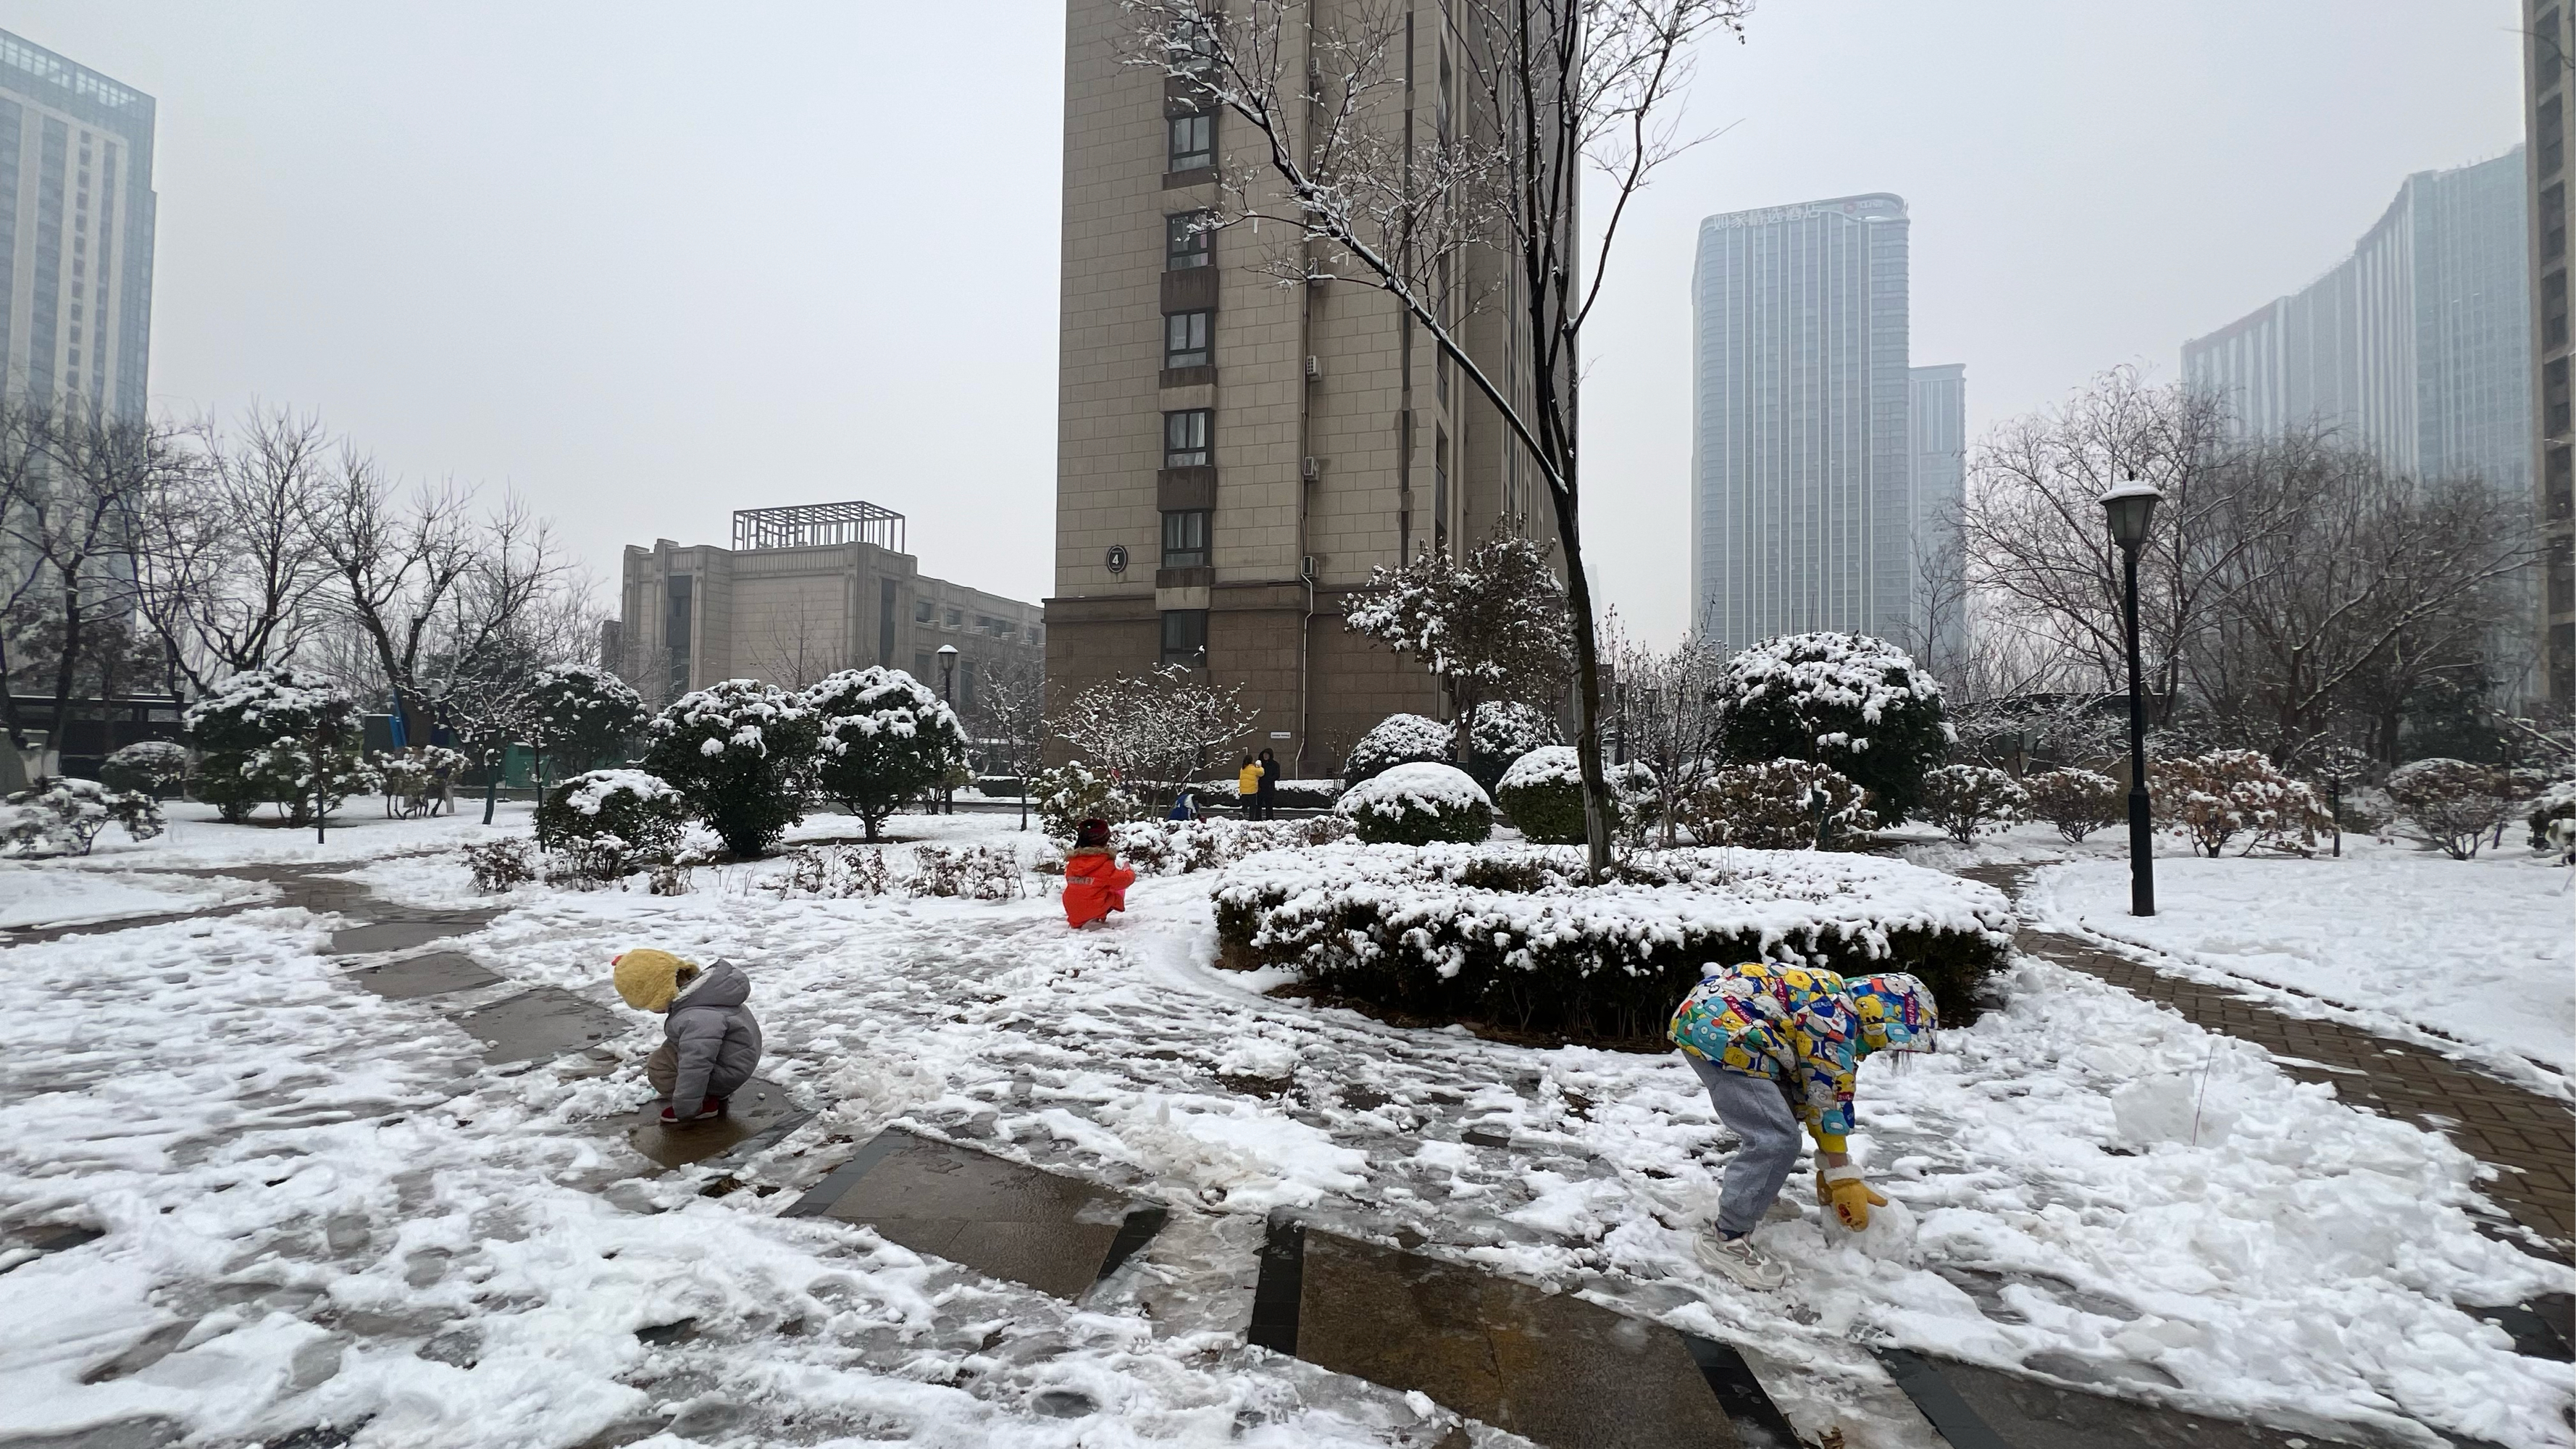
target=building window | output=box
[1165,310,1213,369]
[915,651,934,680]
[664,575,695,696]
[915,598,934,622]
[1167,212,1214,270]
[1433,427,1451,554]
[1029,625,1043,648]
[1161,509,1210,567]
[1161,609,1209,669]
[945,607,963,628]
[1164,408,1213,467]
[1168,111,1213,172]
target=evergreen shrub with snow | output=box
[0,777,164,858]
[1466,701,1558,792]
[535,769,689,879]
[2383,757,2514,860]
[803,667,967,841]
[1205,777,1341,809]
[1493,745,1592,844]
[2019,768,2123,843]
[2528,779,2576,851]
[1681,759,1875,849]
[1212,843,2014,1044]
[641,679,820,857]
[1716,632,1948,822]
[2152,750,2330,858]
[100,740,190,798]
[1110,815,1353,876]
[185,669,371,825]
[1340,713,1453,786]
[1916,764,2028,846]
[525,664,649,777]
[1033,761,1147,841]
[1335,761,1494,845]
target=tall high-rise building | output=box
[2527,2,2574,708]
[1048,2,1543,774]
[1907,362,1968,671]
[1691,193,1915,652]
[2181,151,2530,500]
[0,30,155,417]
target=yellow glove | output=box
[1819,1166,1886,1230]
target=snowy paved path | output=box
[2,820,2571,1448]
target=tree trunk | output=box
[1545,494,1612,878]
[48,572,82,775]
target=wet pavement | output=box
[343,950,502,999]
[448,987,630,1065]
[619,1076,809,1170]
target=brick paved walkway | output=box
[1960,865,2575,1269]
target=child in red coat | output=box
[1061,817,1136,927]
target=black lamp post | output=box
[2099,478,2161,916]
[937,644,960,817]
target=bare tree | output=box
[1344,523,1573,774]
[0,403,55,752]
[1603,614,1724,846]
[1962,369,2256,724]
[982,661,1048,830]
[1054,664,1260,806]
[9,401,171,768]
[1129,0,1750,874]
[132,406,334,691]
[1902,501,1973,692]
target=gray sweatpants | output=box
[1684,1052,1804,1237]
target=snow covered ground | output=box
[41,799,540,873]
[2021,837,2576,1092]
[0,860,271,930]
[1,809,2568,1448]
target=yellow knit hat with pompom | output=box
[612,948,696,1011]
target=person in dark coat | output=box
[613,948,764,1125]
[1255,748,1281,819]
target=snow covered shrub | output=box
[1204,777,1342,809]
[524,663,649,778]
[184,669,367,825]
[1915,764,2028,847]
[462,838,538,893]
[2020,768,2123,843]
[1681,759,1875,850]
[99,740,189,798]
[1335,761,1493,845]
[0,777,164,857]
[773,842,892,899]
[2528,778,2576,851]
[1715,632,1949,822]
[1212,843,2015,1043]
[803,667,967,842]
[535,769,688,879]
[641,679,821,858]
[1110,815,1354,876]
[1340,712,1453,786]
[2151,750,2330,858]
[908,844,1024,900]
[2384,757,2514,860]
[1466,701,1558,793]
[1033,761,1146,841]
[1493,745,1591,844]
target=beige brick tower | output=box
[1047,1,1541,777]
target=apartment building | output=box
[1047,1,1543,775]
[612,501,1045,726]
[2530,1,2575,707]
[0,28,154,417]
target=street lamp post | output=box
[2099,478,2162,917]
[937,644,960,818]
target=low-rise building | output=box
[611,501,1043,724]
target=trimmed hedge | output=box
[1336,761,1492,845]
[1213,843,2015,1048]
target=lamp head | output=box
[936,644,960,658]
[2098,478,2162,550]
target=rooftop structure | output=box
[732,498,906,554]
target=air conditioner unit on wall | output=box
[1300,554,1318,580]
[1300,457,1321,482]
[1305,355,1322,380]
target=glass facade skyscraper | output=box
[0,29,155,418]
[1691,193,1919,651]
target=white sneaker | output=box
[1695,1232,1789,1291]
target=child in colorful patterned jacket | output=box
[1667,960,1936,1290]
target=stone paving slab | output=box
[783,1129,1161,1300]
[619,1077,809,1170]
[343,951,502,1000]
[327,913,500,957]
[449,987,630,1065]
[1878,1348,2378,1449]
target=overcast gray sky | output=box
[14,1,2530,643]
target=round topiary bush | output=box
[1342,713,1453,787]
[1717,632,1948,823]
[1466,701,1558,793]
[182,669,369,825]
[1494,745,1587,844]
[535,769,689,879]
[1335,761,1493,845]
[803,667,967,841]
[641,678,821,857]
[100,740,190,798]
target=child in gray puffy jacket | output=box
[612,948,764,1125]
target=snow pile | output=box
[1212,843,2013,1042]
[1496,743,1579,790]
[2026,846,2576,1085]
[1334,762,1493,845]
